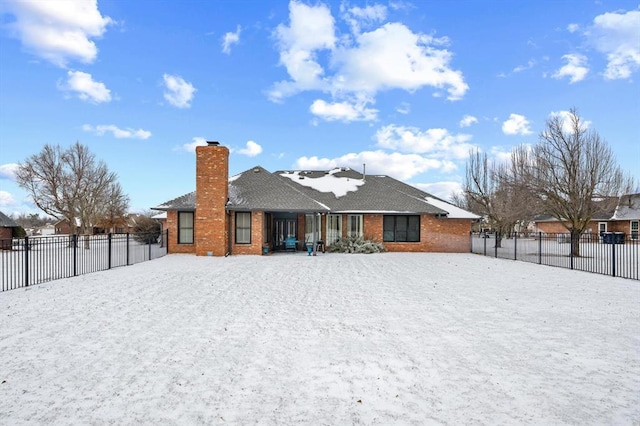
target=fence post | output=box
[538,232,542,264]
[108,233,112,269]
[469,231,473,253]
[148,234,152,260]
[514,232,517,260]
[494,234,498,258]
[23,236,29,287]
[483,233,487,256]
[612,238,616,278]
[570,232,574,270]
[73,234,77,277]
[126,233,130,266]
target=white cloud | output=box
[567,23,580,33]
[237,141,263,157]
[269,1,468,118]
[588,9,640,79]
[375,124,474,159]
[331,23,467,100]
[552,53,589,83]
[0,190,16,206]
[413,181,463,200]
[82,124,151,139]
[396,102,410,114]
[181,137,207,153]
[549,110,591,134]
[269,1,336,101]
[489,146,515,163]
[1,0,113,67]
[163,74,196,108]
[310,99,378,122]
[341,4,387,34]
[294,150,449,181]
[59,70,111,103]
[459,115,478,128]
[513,59,535,73]
[0,163,19,180]
[502,114,533,136]
[222,25,241,54]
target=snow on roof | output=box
[424,197,480,219]
[151,212,167,220]
[279,169,365,198]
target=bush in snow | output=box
[327,235,386,254]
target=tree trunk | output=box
[494,232,503,248]
[570,230,581,257]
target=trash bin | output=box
[614,232,625,244]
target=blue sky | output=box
[0,0,639,216]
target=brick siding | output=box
[195,145,229,256]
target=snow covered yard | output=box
[1,253,638,425]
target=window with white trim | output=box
[326,214,342,245]
[305,214,322,242]
[347,214,363,238]
[178,211,194,244]
[235,212,251,244]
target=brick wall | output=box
[326,213,473,253]
[195,144,229,256]
[536,220,605,234]
[165,210,195,254]
[0,227,12,250]
[231,210,264,255]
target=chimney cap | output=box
[206,140,220,146]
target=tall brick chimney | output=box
[195,141,229,256]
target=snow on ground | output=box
[1,253,638,425]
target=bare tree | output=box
[463,148,537,247]
[525,108,633,256]
[15,142,130,244]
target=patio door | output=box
[274,218,297,247]
[326,214,342,245]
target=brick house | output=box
[152,141,479,256]
[0,210,18,250]
[534,193,640,240]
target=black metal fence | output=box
[0,230,168,292]
[470,232,639,280]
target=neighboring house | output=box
[36,224,56,236]
[152,142,479,256]
[54,218,80,235]
[0,211,18,249]
[533,193,640,240]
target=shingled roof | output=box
[0,211,18,227]
[153,166,478,219]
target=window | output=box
[305,214,322,242]
[178,211,194,244]
[347,214,363,237]
[326,214,342,245]
[236,212,251,244]
[632,221,639,240]
[383,215,420,242]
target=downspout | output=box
[225,210,232,256]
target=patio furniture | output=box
[284,237,298,252]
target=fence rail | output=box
[470,232,639,280]
[0,230,168,292]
